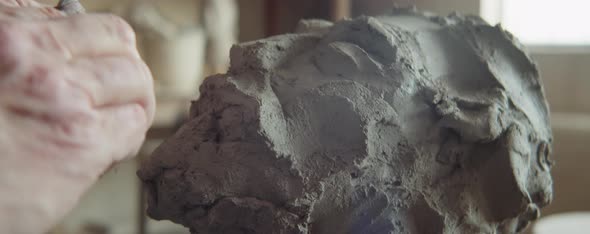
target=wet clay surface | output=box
[138,9,553,234]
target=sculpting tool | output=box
[56,0,85,15]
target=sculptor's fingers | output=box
[28,13,138,59]
[97,103,149,162]
[0,0,42,7]
[0,6,65,19]
[67,56,155,122]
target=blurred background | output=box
[35,0,589,233]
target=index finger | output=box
[0,0,42,7]
[0,6,65,20]
[28,13,139,59]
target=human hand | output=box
[0,1,155,233]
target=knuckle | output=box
[0,20,21,39]
[0,21,27,71]
[133,59,155,96]
[31,63,59,81]
[21,63,65,101]
[140,61,155,99]
[69,13,136,46]
[5,0,36,7]
[100,14,136,45]
[114,57,147,80]
[135,59,152,82]
[120,58,155,121]
[0,0,22,7]
[39,7,65,18]
[47,112,98,148]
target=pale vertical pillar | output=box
[330,0,351,21]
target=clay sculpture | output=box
[139,8,553,234]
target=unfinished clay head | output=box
[138,8,553,234]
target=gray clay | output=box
[138,8,554,234]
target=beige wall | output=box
[535,53,590,113]
[236,0,265,41]
[548,119,590,214]
[533,50,590,215]
[352,0,479,16]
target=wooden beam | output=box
[265,0,280,36]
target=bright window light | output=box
[481,0,590,46]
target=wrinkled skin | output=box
[0,1,155,233]
[140,9,553,234]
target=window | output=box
[481,0,590,46]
